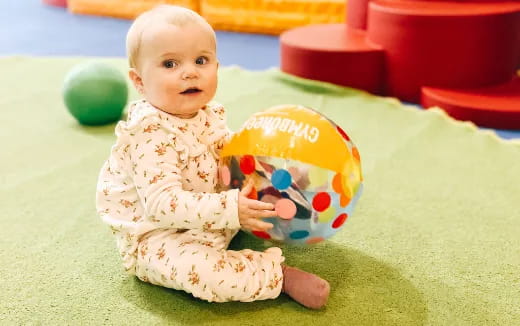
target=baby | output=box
[96,5,329,309]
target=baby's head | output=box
[127,5,218,118]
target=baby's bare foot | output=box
[282,265,330,309]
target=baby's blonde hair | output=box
[126,5,216,68]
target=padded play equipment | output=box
[43,0,68,7]
[281,24,384,94]
[367,1,520,102]
[68,0,199,19]
[422,75,520,129]
[281,0,520,129]
[67,0,345,34]
[200,0,345,35]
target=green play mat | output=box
[1,57,519,325]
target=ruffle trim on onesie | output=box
[118,100,228,169]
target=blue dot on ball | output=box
[271,169,292,190]
[289,230,310,240]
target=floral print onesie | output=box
[96,100,284,302]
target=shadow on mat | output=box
[119,232,427,325]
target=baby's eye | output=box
[195,56,208,65]
[163,60,177,68]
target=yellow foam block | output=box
[201,0,346,35]
[68,0,199,20]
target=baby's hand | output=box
[238,180,277,232]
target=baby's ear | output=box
[129,68,144,94]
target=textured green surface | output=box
[1,57,519,325]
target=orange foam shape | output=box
[200,0,346,35]
[68,0,199,20]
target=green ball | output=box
[63,61,128,125]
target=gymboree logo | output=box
[242,115,320,143]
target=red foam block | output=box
[367,0,520,102]
[280,24,385,94]
[42,0,67,7]
[347,0,370,30]
[421,75,520,129]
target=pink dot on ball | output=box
[275,199,297,220]
[239,155,256,175]
[220,166,230,186]
[332,213,348,229]
[312,192,331,212]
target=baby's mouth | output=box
[180,87,202,94]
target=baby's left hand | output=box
[237,180,277,232]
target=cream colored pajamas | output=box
[96,100,284,302]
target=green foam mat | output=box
[1,57,519,325]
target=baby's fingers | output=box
[247,198,274,211]
[245,219,273,232]
[256,209,279,219]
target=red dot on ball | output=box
[239,155,256,174]
[332,213,348,229]
[247,186,258,200]
[337,126,350,141]
[312,192,331,212]
[252,230,271,239]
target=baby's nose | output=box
[182,65,199,79]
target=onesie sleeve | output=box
[129,116,241,231]
[206,102,235,157]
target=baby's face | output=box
[136,21,218,118]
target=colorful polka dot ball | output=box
[220,104,363,245]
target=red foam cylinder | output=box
[42,0,67,7]
[422,75,520,129]
[346,0,520,29]
[347,0,371,30]
[367,0,520,102]
[280,24,385,94]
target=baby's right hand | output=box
[238,180,277,232]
